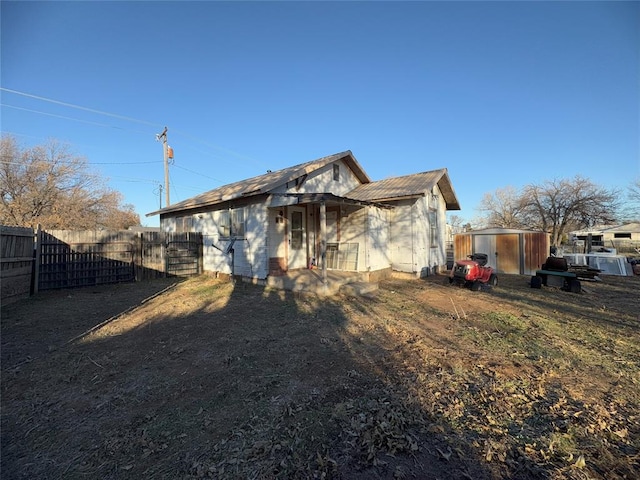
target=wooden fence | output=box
[0,227,203,301]
[1,226,36,303]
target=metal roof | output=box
[570,223,640,235]
[456,228,548,235]
[346,168,461,210]
[602,222,640,233]
[147,150,370,216]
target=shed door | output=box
[473,235,497,270]
[496,234,520,274]
[288,207,307,269]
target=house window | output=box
[614,233,631,239]
[218,207,245,238]
[175,216,194,232]
[333,164,340,181]
[429,211,438,246]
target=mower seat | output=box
[470,253,488,266]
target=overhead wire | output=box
[1,104,152,135]
[1,87,267,167]
[1,87,274,203]
[172,163,225,184]
[0,87,162,128]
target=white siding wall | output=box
[164,202,269,279]
[241,203,269,278]
[388,191,448,276]
[271,159,362,196]
[366,206,391,271]
[390,200,415,272]
[433,191,448,273]
[413,196,429,275]
[321,205,390,273]
[413,194,448,276]
[339,208,366,271]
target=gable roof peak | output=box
[147,150,370,216]
[346,167,460,210]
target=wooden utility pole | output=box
[157,126,170,207]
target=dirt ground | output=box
[1,272,639,479]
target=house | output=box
[146,150,460,285]
[568,222,640,254]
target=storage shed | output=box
[453,228,550,275]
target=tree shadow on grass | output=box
[2,275,599,479]
[0,278,182,368]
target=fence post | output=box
[164,232,169,278]
[198,232,203,275]
[133,232,144,282]
[32,224,41,294]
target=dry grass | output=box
[2,273,639,479]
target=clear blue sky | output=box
[2,1,638,227]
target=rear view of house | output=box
[147,150,460,283]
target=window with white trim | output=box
[218,207,245,238]
[429,210,438,246]
[175,216,194,232]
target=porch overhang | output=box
[267,192,393,209]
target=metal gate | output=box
[165,232,202,277]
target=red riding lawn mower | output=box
[448,253,498,291]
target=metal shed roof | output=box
[457,228,548,235]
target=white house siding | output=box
[366,206,391,272]
[432,192,448,274]
[388,193,447,276]
[413,193,448,276]
[339,208,367,271]
[163,202,269,279]
[390,200,415,272]
[240,203,269,279]
[413,196,430,275]
[271,159,362,197]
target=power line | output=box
[94,161,161,165]
[109,175,206,193]
[1,103,152,135]
[0,87,162,128]
[108,176,161,185]
[1,87,271,179]
[2,88,267,166]
[172,163,226,184]
[0,159,161,166]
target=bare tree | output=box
[622,177,640,221]
[447,214,466,233]
[0,135,140,229]
[478,186,527,228]
[630,178,640,202]
[521,176,619,246]
[477,176,620,245]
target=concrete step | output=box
[340,281,378,297]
